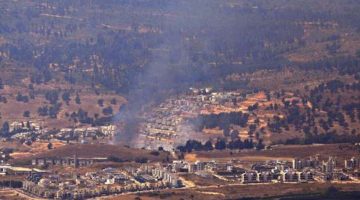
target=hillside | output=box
[2,2,360,200]
[0,0,359,147]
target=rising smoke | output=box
[113,0,222,145]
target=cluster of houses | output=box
[165,155,357,184]
[137,88,248,151]
[137,165,183,188]
[31,155,108,168]
[0,165,47,176]
[8,121,44,140]
[137,89,306,151]
[22,164,183,199]
[5,120,116,143]
[1,154,360,199]
[9,121,42,132]
[167,159,316,184]
[345,157,360,170]
[57,125,116,141]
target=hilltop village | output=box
[137,87,306,151]
[137,77,360,153]
[6,122,116,143]
[1,87,307,151]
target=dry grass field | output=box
[0,189,28,200]
[11,143,170,166]
[0,76,127,130]
[9,141,66,160]
[0,187,42,200]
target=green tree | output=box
[102,106,113,115]
[45,90,59,105]
[215,139,226,150]
[98,99,104,107]
[0,79,3,90]
[62,92,71,105]
[1,122,10,137]
[23,111,30,118]
[203,140,214,151]
[75,93,81,104]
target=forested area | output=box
[1,0,359,95]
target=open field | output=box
[10,141,66,159]
[0,189,28,200]
[0,189,43,200]
[0,87,126,129]
[11,143,170,166]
